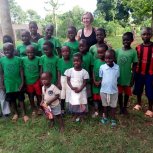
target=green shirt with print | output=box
[57,58,73,76]
[115,48,138,86]
[0,56,22,93]
[92,59,105,94]
[39,55,59,84]
[17,42,39,57]
[38,37,61,56]
[22,56,40,85]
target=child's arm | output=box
[40,65,43,76]
[19,66,24,91]
[131,62,137,86]
[67,76,75,90]
[46,94,60,106]
[56,47,61,58]
[92,71,101,87]
[75,79,87,93]
[57,71,62,90]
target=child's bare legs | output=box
[93,101,99,117]
[28,93,36,114]
[123,94,129,114]
[61,99,65,114]
[110,107,116,120]
[36,95,42,115]
[56,114,64,132]
[118,93,123,114]
[12,101,18,120]
[148,100,153,111]
[137,95,142,106]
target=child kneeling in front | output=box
[41,72,64,132]
[99,49,120,127]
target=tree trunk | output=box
[0,0,15,43]
[151,9,153,33]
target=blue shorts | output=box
[133,73,153,100]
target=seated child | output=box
[41,72,64,132]
[99,49,119,127]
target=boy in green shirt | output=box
[38,24,61,57]
[0,43,29,122]
[39,41,59,85]
[17,30,39,57]
[22,45,42,116]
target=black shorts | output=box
[6,92,25,102]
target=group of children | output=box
[0,20,153,131]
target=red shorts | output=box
[26,79,42,95]
[118,85,132,96]
[93,94,101,101]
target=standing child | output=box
[41,72,64,132]
[89,28,108,60]
[38,24,61,57]
[22,45,42,116]
[92,44,108,117]
[63,26,79,57]
[133,27,153,117]
[39,41,59,86]
[0,43,29,122]
[99,49,119,127]
[17,30,39,57]
[64,53,89,122]
[29,21,42,43]
[116,32,138,114]
[57,46,73,114]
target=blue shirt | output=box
[99,63,120,94]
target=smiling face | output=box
[73,55,82,70]
[61,46,70,60]
[21,31,31,44]
[79,40,88,54]
[105,50,115,67]
[26,46,35,59]
[96,30,105,43]
[82,12,93,26]
[122,35,133,49]
[45,25,54,39]
[97,47,106,60]
[3,43,14,58]
[67,28,76,41]
[29,23,38,35]
[41,72,51,87]
[43,44,52,57]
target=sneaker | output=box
[100,118,109,124]
[111,120,117,127]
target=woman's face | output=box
[82,14,91,26]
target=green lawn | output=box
[1,36,153,153]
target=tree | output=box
[26,9,41,23]
[123,0,153,31]
[8,0,27,24]
[0,0,15,43]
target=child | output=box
[99,49,119,127]
[57,46,73,114]
[41,72,64,132]
[63,26,79,57]
[29,21,42,43]
[116,32,138,114]
[17,30,39,57]
[133,27,153,117]
[38,24,61,57]
[22,45,42,116]
[89,28,108,60]
[92,44,108,117]
[0,43,29,122]
[39,41,59,86]
[64,53,89,122]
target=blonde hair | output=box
[82,12,94,23]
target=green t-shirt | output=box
[17,42,39,57]
[115,48,138,86]
[39,55,59,84]
[89,44,98,60]
[63,41,79,57]
[38,37,61,56]
[22,56,40,85]
[92,59,105,94]
[57,58,73,76]
[82,52,93,73]
[0,56,22,93]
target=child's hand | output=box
[19,83,24,91]
[57,83,62,90]
[74,87,81,93]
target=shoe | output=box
[111,120,117,127]
[100,118,109,124]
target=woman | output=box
[77,12,97,49]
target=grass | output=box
[0,36,153,153]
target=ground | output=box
[0,36,153,153]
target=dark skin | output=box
[44,25,61,57]
[102,51,116,120]
[26,46,42,113]
[136,29,153,111]
[21,31,31,46]
[67,28,76,42]
[96,30,105,46]
[29,23,38,36]
[41,72,64,132]
[79,40,88,55]
[3,44,27,117]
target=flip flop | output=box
[12,114,18,122]
[23,115,29,123]
[133,104,141,111]
[145,110,153,118]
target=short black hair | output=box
[43,41,54,49]
[96,28,106,37]
[123,32,134,41]
[3,42,14,51]
[141,27,152,34]
[105,49,115,58]
[98,43,108,51]
[29,21,38,27]
[79,39,88,45]
[68,26,77,35]
[45,24,54,31]
[73,52,83,61]
[3,35,13,44]
[26,45,35,52]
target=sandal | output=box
[133,104,141,111]
[12,114,18,122]
[111,120,117,128]
[100,118,109,124]
[145,110,153,118]
[23,115,29,123]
